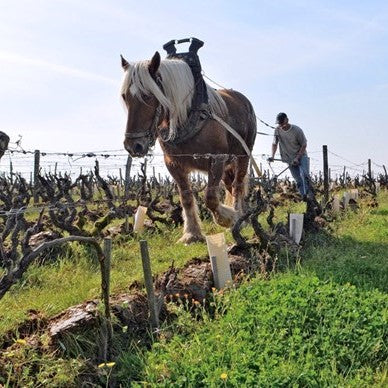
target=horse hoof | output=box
[214,217,233,228]
[213,205,239,228]
[177,233,205,245]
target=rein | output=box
[212,114,262,177]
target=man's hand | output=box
[267,157,274,163]
[291,157,300,166]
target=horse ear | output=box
[121,54,129,70]
[148,51,161,76]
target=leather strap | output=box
[125,105,162,146]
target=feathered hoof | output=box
[213,205,239,228]
[177,232,205,245]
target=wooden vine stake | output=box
[100,237,113,361]
[124,155,132,199]
[206,233,232,289]
[323,145,329,205]
[139,240,159,329]
[33,149,40,203]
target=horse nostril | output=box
[134,143,143,154]
[123,141,131,153]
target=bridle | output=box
[124,76,164,148]
[124,104,162,147]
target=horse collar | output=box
[161,104,211,146]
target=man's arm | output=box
[268,133,279,162]
[295,143,307,160]
[294,127,307,161]
[291,143,307,166]
[271,142,278,159]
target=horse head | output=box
[121,52,165,157]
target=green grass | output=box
[0,219,228,339]
[302,191,388,292]
[0,188,308,340]
[114,191,388,387]
[0,343,83,387]
[129,275,387,387]
[1,191,387,387]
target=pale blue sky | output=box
[0,0,387,174]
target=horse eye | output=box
[121,94,126,102]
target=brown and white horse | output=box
[121,52,257,244]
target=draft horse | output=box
[121,52,257,244]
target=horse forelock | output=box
[120,61,171,108]
[120,58,228,140]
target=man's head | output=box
[276,112,288,125]
[276,112,289,129]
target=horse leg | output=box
[206,159,239,227]
[222,165,234,207]
[231,157,249,215]
[167,165,204,244]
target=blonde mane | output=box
[120,58,228,140]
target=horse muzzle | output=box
[124,140,148,157]
[124,131,155,157]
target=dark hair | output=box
[276,112,288,124]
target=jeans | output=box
[289,155,311,197]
